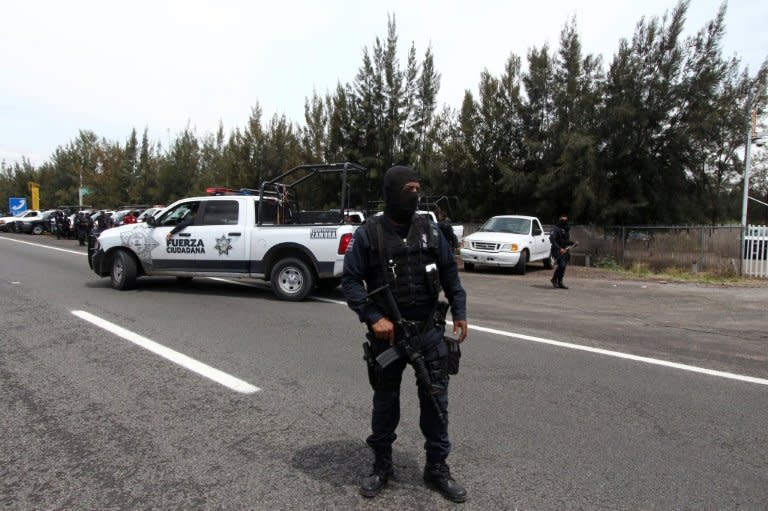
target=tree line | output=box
[1,1,767,225]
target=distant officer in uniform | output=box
[96,211,108,232]
[55,211,65,240]
[549,213,576,289]
[436,208,459,252]
[342,165,469,503]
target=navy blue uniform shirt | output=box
[342,216,467,326]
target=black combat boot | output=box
[557,280,569,289]
[423,461,467,503]
[359,449,393,498]
[550,276,558,288]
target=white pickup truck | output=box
[459,215,552,274]
[88,163,366,301]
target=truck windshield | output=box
[479,217,530,235]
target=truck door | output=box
[193,199,248,274]
[149,200,202,271]
[531,219,549,260]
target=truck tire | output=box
[32,224,44,235]
[110,250,138,290]
[513,250,528,275]
[543,254,554,269]
[270,257,314,301]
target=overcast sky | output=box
[1,0,766,166]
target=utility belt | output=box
[363,301,461,390]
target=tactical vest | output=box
[364,214,442,310]
[551,225,571,255]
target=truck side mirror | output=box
[145,216,156,227]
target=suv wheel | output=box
[270,257,314,301]
[32,224,44,235]
[110,250,138,290]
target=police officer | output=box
[436,208,459,252]
[74,212,86,245]
[549,213,576,289]
[55,211,65,240]
[342,165,469,502]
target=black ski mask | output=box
[383,165,420,224]
[558,217,569,229]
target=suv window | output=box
[157,201,200,227]
[532,221,542,236]
[201,200,239,225]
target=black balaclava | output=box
[383,165,419,224]
[558,216,569,229]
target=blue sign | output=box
[9,197,27,216]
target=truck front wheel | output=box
[513,250,528,275]
[270,258,314,301]
[110,250,138,290]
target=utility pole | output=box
[739,89,754,273]
[78,167,83,207]
[741,92,754,229]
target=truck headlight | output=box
[462,239,471,249]
[500,243,519,252]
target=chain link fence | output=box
[568,225,745,275]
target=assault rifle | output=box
[556,241,579,258]
[366,283,447,425]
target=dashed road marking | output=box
[71,310,260,394]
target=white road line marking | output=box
[71,310,260,394]
[208,277,768,386]
[0,235,85,256]
[310,295,768,387]
[311,296,347,305]
[469,323,768,387]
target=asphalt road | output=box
[1,232,767,510]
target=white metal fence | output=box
[743,224,768,278]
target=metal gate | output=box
[743,225,768,278]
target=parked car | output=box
[0,210,42,232]
[460,215,553,274]
[137,207,163,222]
[18,209,61,234]
[111,209,145,227]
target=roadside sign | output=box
[9,197,27,216]
[28,182,40,210]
